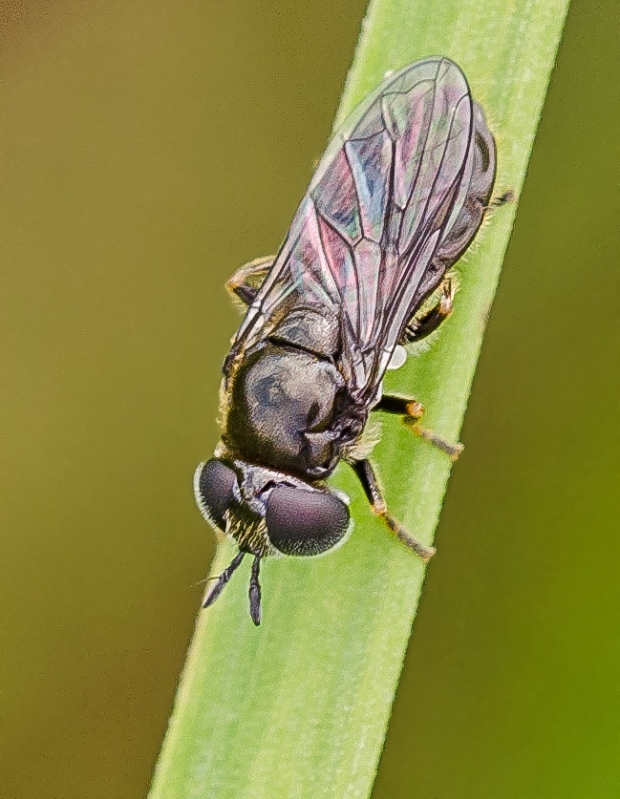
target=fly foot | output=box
[404,419,464,461]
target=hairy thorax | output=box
[224,340,351,479]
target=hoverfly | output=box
[195,57,499,624]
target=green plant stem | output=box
[149,2,571,797]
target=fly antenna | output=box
[249,555,262,626]
[202,551,245,609]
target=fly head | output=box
[194,457,351,622]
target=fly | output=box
[194,57,504,624]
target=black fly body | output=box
[195,57,502,624]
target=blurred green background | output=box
[1,1,618,797]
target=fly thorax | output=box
[224,341,346,478]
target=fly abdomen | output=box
[225,342,347,479]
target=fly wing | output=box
[230,57,475,401]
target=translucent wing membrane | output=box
[231,57,475,403]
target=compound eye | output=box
[194,459,238,530]
[265,486,350,556]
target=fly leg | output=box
[375,393,463,461]
[400,276,455,345]
[226,255,274,306]
[485,189,515,215]
[387,277,462,459]
[352,459,436,561]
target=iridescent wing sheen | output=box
[231,57,476,403]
